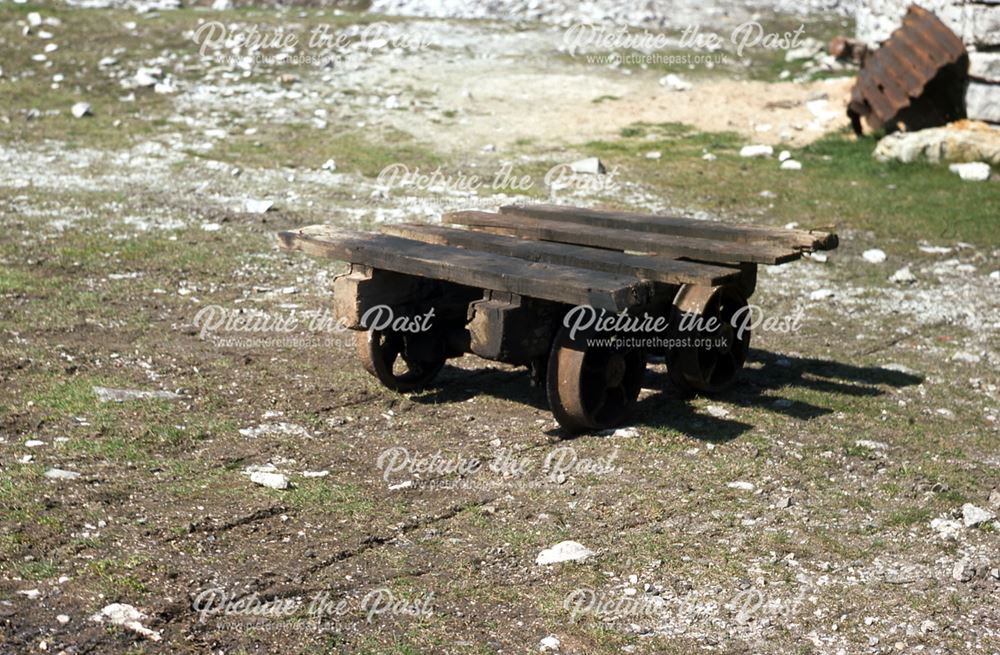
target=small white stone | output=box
[249,472,291,490]
[539,635,560,651]
[702,152,717,161]
[855,439,888,450]
[535,541,594,565]
[778,150,791,161]
[948,162,991,182]
[706,404,730,418]
[727,481,755,492]
[862,249,887,264]
[94,387,181,402]
[201,223,221,232]
[659,73,692,91]
[889,266,916,285]
[25,439,45,448]
[739,144,773,158]
[645,151,661,160]
[930,517,962,540]
[780,159,802,170]
[321,158,337,171]
[27,11,43,26]
[133,68,160,87]
[56,614,70,624]
[17,589,41,600]
[90,604,161,641]
[951,351,981,363]
[962,503,996,528]
[809,288,835,301]
[244,199,273,214]
[952,558,978,582]
[71,102,92,118]
[301,470,330,478]
[44,468,80,480]
[569,157,606,175]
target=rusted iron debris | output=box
[848,5,969,135]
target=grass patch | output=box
[85,556,149,598]
[14,559,58,581]
[199,124,442,176]
[284,479,374,516]
[582,123,1000,245]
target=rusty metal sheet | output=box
[848,5,968,134]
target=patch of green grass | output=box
[284,479,374,516]
[200,124,442,177]
[0,465,45,524]
[0,267,47,295]
[84,556,149,598]
[15,560,58,581]
[883,506,934,528]
[28,375,107,416]
[582,124,1000,245]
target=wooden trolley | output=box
[278,204,837,432]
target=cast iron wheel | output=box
[666,284,750,395]
[546,325,646,433]
[355,329,445,392]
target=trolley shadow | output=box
[409,350,924,442]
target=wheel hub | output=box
[715,323,734,354]
[605,354,626,388]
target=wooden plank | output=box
[383,223,742,286]
[277,226,650,312]
[496,204,838,252]
[443,211,801,265]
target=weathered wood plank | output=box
[443,211,801,265]
[277,226,651,311]
[383,223,742,286]
[497,204,838,252]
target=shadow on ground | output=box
[406,350,924,442]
